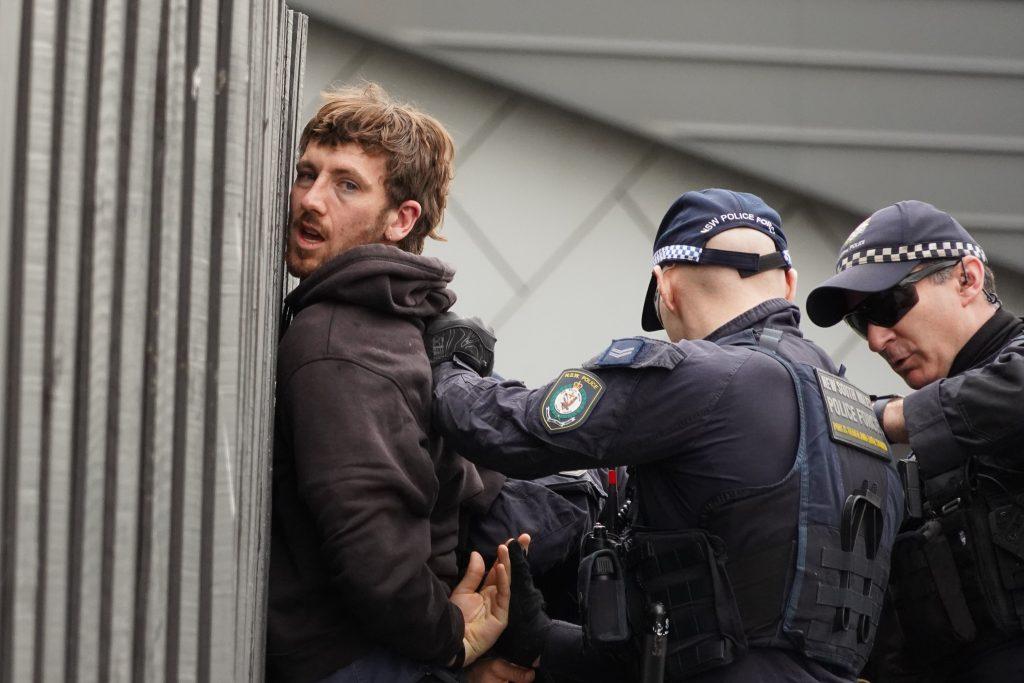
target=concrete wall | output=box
[0,0,306,680]
[294,0,1024,281]
[302,19,1024,395]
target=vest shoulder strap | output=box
[757,327,783,354]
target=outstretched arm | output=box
[902,339,1024,475]
[432,363,616,478]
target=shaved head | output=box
[656,228,797,341]
[675,228,789,296]
[707,227,777,254]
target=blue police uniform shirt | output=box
[432,298,838,529]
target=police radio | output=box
[579,523,672,681]
[578,524,632,649]
[898,456,924,523]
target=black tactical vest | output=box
[622,329,905,679]
[889,333,1024,660]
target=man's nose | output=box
[299,178,328,214]
[865,323,893,354]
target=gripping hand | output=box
[493,542,551,667]
[425,312,496,377]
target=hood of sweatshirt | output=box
[284,243,456,327]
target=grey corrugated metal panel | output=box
[0,0,20,477]
[1,0,305,681]
[138,0,189,679]
[229,4,307,679]
[72,0,121,674]
[125,0,174,671]
[166,0,219,677]
[233,8,276,673]
[213,0,264,678]
[46,0,97,677]
[225,4,306,680]
[5,0,49,677]
[8,3,64,681]
[102,0,165,676]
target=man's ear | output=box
[382,199,422,243]
[784,267,799,303]
[653,264,678,316]
[958,256,985,305]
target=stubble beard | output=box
[284,208,391,281]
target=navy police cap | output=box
[641,188,791,332]
[806,200,987,328]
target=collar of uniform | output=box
[704,298,800,343]
[949,307,1024,376]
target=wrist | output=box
[883,397,909,444]
[460,637,477,667]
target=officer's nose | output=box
[865,323,893,354]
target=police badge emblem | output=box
[842,217,871,249]
[541,369,605,433]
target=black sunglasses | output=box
[844,259,960,338]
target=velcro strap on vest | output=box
[816,584,877,616]
[638,536,711,568]
[757,328,783,354]
[820,547,881,583]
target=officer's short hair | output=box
[299,82,455,254]
[929,260,997,295]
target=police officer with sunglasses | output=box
[807,200,1024,682]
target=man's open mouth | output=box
[296,222,325,246]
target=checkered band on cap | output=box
[652,244,702,265]
[837,241,986,273]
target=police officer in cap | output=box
[425,189,905,682]
[807,201,1024,682]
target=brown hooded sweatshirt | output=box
[266,244,488,683]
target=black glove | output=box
[494,542,552,667]
[424,312,496,377]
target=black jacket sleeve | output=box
[283,358,464,665]
[904,339,1024,476]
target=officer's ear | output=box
[653,264,680,317]
[957,256,985,306]
[784,267,798,303]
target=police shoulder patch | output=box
[540,369,606,433]
[814,368,890,460]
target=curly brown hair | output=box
[299,83,455,253]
